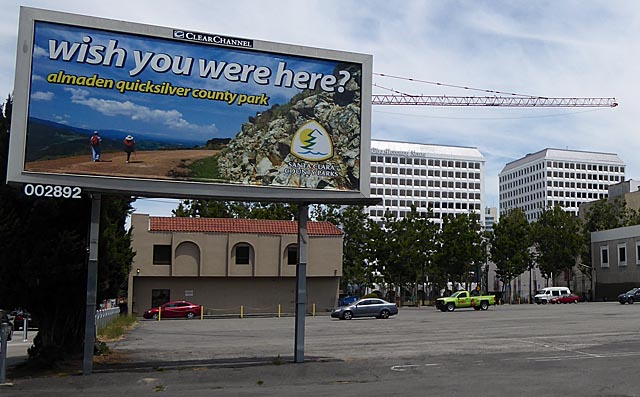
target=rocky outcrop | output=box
[217,66,362,191]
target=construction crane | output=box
[371,73,617,107]
[372,95,617,107]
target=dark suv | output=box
[617,288,640,304]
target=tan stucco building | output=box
[591,225,640,300]
[127,214,343,316]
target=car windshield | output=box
[626,288,638,294]
[451,291,462,298]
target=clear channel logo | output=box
[290,120,334,162]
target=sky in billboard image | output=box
[23,19,365,192]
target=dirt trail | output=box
[25,149,219,180]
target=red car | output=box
[550,294,579,304]
[143,300,202,319]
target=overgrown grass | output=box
[188,154,221,179]
[97,315,138,341]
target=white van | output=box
[534,287,571,304]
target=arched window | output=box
[286,244,298,265]
[234,243,254,265]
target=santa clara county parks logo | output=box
[290,120,334,162]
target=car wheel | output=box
[620,301,625,305]
[152,313,159,320]
[542,300,547,305]
[480,301,489,311]
[186,312,196,319]
[342,311,353,320]
[379,309,390,319]
[446,302,455,312]
[629,297,634,304]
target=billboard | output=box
[8,7,372,203]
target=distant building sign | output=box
[8,7,373,203]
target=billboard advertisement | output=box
[8,7,372,203]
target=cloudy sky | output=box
[2,0,638,216]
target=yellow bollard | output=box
[200,306,204,320]
[240,305,244,319]
[158,306,161,321]
[278,304,281,318]
[312,303,316,317]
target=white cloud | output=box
[31,91,54,100]
[33,45,48,58]
[63,87,218,133]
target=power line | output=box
[374,72,544,98]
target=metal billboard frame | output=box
[8,7,373,204]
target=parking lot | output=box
[7,302,640,396]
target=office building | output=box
[484,207,498,232]
[368,139,486,223]
[499,148,625,221]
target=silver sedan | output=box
[331,298,398,320]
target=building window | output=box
[600,246,609,267]
[287,245,298,265]
[151,289,171,309]
[618,243,627,266]
[235,244,252,265]
[153,245,172,265]
[636,241,640,265]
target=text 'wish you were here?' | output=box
[43,35,354,105]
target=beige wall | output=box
[131,277,339,316]
[128,214,343,315]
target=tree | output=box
[375,207,438,302]
[174,199,297,220]
[433,212,486,292]
[489,208,532,300]
[533,206,582,287]
[0,95,134,366]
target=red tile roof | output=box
[149,217,343,236]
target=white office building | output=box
[484,207,498,232]
[499,148,625,221]
[368,140,486,223]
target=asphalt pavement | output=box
[4,302,640,396]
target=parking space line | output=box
[391,363,440,371]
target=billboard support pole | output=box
[83,193,101,375]
[294,204,308,363]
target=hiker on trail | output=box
[123,135,136,163]
[90,131,102,162]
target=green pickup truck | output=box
[435,290,495,312]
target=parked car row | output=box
[143,287,640,323]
